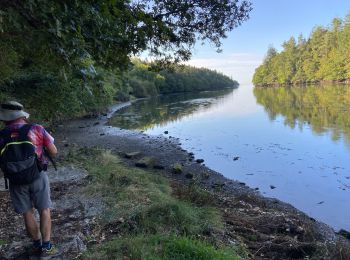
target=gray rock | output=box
[172,163,183,174]
[337,229,350,239]
[0,241,29,259]
[185,173,194,179]
[60,234,87,254]
[47,166,88,184]
[135,157,156,168]
[124,151,142,159]
[153,164,165,170]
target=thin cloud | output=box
[185,53,263,85]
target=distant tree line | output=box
[253,12,350,86]
[126,60,238,98]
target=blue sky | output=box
[186,0,350,84]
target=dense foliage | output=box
[0,0,249,123]
[253,12,350,86]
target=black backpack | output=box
[0,124,41,187]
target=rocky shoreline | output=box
[54,102,350,256]
[0,102,349,259]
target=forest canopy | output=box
[0,0,252,72]
[253,11,350,86]
[0,0,250,122]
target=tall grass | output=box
[65,148,244,259]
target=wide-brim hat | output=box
[0,101,30,121]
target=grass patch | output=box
[65,147,244,259]
[171,182,216,207]
[85,234,241,260]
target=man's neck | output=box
[5,118,27,126]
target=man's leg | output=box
[40,208,51,242]
[40,208,59,256]
[23,209,41,240]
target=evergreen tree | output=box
[253,11,350,86]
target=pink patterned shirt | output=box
[0,123,54,164]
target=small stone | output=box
[124,152,141,159]
[172,163,183,174]
[202,172,210,179]
[233,156,240,161]
[270,185,276,189]
[212,182,225,188]
[296,226,304,234]
[135,157,155,168]
[153,164,165,170]
[117,217,125,224]
[196,159,204,163]
[185,173,194,179]
[337,229,350,239]
[164,131,169,134]
[64,223,73,228]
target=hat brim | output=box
[0,110,30,121]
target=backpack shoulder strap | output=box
[0,128,12,189]
[18,124,33,141]
[0,127,13,147]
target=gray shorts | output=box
[9,172,52,214]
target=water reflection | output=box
[108,85,350,230]
[109,89,235,130]
[254,84,350,149]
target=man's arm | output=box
[45,143,57,157]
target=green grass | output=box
[65,147,244,259]
[84,234,241,260]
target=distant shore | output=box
[254,79,350,88]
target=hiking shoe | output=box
[25,244,42,255]
[40,246,60,260]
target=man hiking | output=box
[0,101,59,259]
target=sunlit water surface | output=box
[110,85,350,230]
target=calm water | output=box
[110,84,350,231]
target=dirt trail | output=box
[0,166,103,259]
